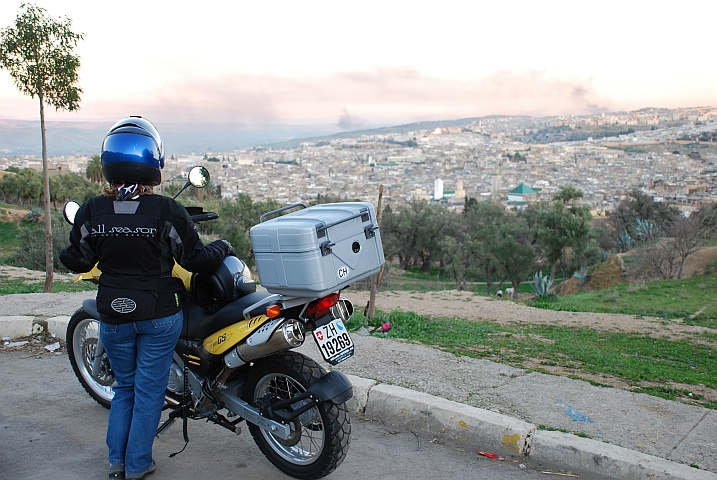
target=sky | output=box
[1,0,715,129]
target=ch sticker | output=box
[337,266,349,279]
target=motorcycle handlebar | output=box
[189,212,219,222]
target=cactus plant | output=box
[617,230,633,252]
[530,271,553,298]
[633,218,657,242]
[573,268,589,285]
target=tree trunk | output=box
[511,280,520,299]
[549,263,557,284]
[367,185,383,320]
[677,257,687,280]
[40,96,54,293]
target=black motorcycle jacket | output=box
[60,193,230,324]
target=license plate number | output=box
[313,318,354,365]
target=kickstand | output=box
[169,366,190,457]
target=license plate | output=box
[313,318,354,365]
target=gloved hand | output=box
[221,240,236,257]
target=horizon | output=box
[1,104,715,157]
[2,104,714,157]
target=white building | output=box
[434,178,444,200]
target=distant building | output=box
[434,178,444,200]
[508,183,538,207]
[491,167,502,203]
[455,179,465,199]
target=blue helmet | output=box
[101,116,164,186]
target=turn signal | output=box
[266,304,281,318]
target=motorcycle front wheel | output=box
[244,351,351,480]
[66,308,114,409]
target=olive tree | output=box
[494,215,536,298]
[0,3,84,292]
[535,185,594,283]
[459,200,505,293]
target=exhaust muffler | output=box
[235,319,305,363]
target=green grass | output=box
[530,274,717,329]
[386,266,457,292]
[632,386,704,402]
[384,266,543,295]
[0,221,21,262]
[347,309,717,408]
[0,278,97,295]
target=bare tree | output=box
[0,4,83,292]
[633,238,681,281]
[666,207,717,279]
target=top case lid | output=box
[250,202,375,254]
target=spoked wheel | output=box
[66,308,114,408]
[244,351,350,479]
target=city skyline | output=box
[4,107,716,214]
[1,1,716,128]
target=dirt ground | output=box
[0,208,29,223]
[345,288,714,342]
[343,288,717,404]
[0,265,77,283]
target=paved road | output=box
[0,350,593,480]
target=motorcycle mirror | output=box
[188,166,210,188]
[173,166,211,199]
[63,200,81,225]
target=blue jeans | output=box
[100,311,182,476]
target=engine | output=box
[167,360,184,393]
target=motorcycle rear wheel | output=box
[66,308,114,409]
[244,351,351,480]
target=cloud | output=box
[8,69,613,124]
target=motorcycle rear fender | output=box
[307,370,353,404]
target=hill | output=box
[0,118,341,155]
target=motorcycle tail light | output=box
[266,304,281,318]
[305,292,340,318]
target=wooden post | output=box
[366,184,384,319]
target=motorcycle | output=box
[63,166,381,479]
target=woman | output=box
[60,117,232,480]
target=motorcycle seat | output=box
[182,291,273,340]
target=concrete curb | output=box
[3,317,715,479]
[349,379,717,480]
[530,430,717,480]
[344,374,376,416]
[0,316,36,338]
[363,383,534,455]
[0,315,69,340]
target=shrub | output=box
[9,218,73,272]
